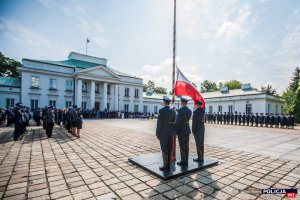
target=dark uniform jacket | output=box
[176,106,192,135]
[156,106,176,139]
[192,108,205,134]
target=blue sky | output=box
[0,0,299,94]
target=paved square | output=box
[0,119,299,200]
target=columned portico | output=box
[114,85,119,110]
[90,81,95,109]
[103,82,107,110]
[76,79,82,107]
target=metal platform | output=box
[128,152,218,180]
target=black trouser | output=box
[160,134,173,167]
[178,133,189,164]
[193,126,205,160]
[14,123,22,140]
[46,123,54,138]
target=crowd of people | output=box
[204,112,295,129]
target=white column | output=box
[114,85,119,110]
[102,82,107,110]
[90,81,95,109]
[77,79,82,107]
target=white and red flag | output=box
[174,67,205,107]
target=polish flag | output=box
[174,67,205,107]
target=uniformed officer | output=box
[276,114,281,128]
[13,103,23,141]
[246,113,250,126]
[250,113,255,126]
[281,114,287,128]
[265,113,270,127]
[213,112,217,124]
[176,97,192,166]
[288,114,295,129]
[192,100,205,162]
[227,112,230,124]
[260,113,265,127]
[255,113,259,126]
[156,96,176,171]
[270,113,275,128]
[238,112,242,125]
[242,113,246,125]
[230,112,234,125]
[45,106,55,138]
[234,111,238,125]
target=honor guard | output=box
[270,114,275,127]
[192,100,205,162]
[246,113,250,126]
[156,96,176,171]
[288,114,295,129]
[255,113,259,126]
[242,113,246,125]
[13,103,23,141]
[175,97,192,166]
[230,113,234,125]
[234,111,238,125]
[260,113,265,127]
[281,114,287,128]
[223,112,227,125]
[275,114,281,128]
[238,112,242,125]
[45,106,55,138]
[265,113,270,127]
[250,113,255,126]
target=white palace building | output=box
[0,52,284,114]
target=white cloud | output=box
[37,0,53,8]
[142,65,162,73]
[0,18,71,59]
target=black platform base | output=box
[128,152,218,180]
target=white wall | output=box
[0,86,21,108]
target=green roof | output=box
[0,77,21,87]
[23,58,102,69]
[23,58,141,79]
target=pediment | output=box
[76,66,119,79]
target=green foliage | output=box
[143,80,155,92]
[143,80,167,94]
[200,80,218,93]
[224,80,242,90]
[0,52,21,77]
[154,87,167,94]
[261,84,277,95]
[283,67,300,123]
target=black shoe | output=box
[177,161,188,166]
[193,158,204,162]
[159,166,170,171]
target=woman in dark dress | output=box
[76,108,83,138]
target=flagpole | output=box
[171,0,177,162]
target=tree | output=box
[0,52,21,77]
[200,80,218,93]
[154,87,167,94]
[261,85,277,95]
[224,80,242,90]
[282,67,300,122]
[143,80,155,92]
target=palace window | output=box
[125,88,130,97]
[82,102,87,110]
[275,105,278,114]
[218,105,222,113]
[134,105,139,112]
[31,99,38,110]
[228,105,233,113]
[154,106,158,113]
[209,106,213,113]
[31,76,39,88]
[143,105,147,113]
[134,89,139,97]
[124,104,129,112]
[246,104,252,114]
[107,85,111,95]
[82,82,87,92]
[66,80,73,91]
[106,103,110,110]
[65,101,72,108]
[267,104,271,114]
[49,100,56,107]
[6,99,14,107]
[49,78,57,89]
[95,83,99,93]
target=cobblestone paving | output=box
[0,121,299,200]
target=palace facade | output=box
[0,52,284,115]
